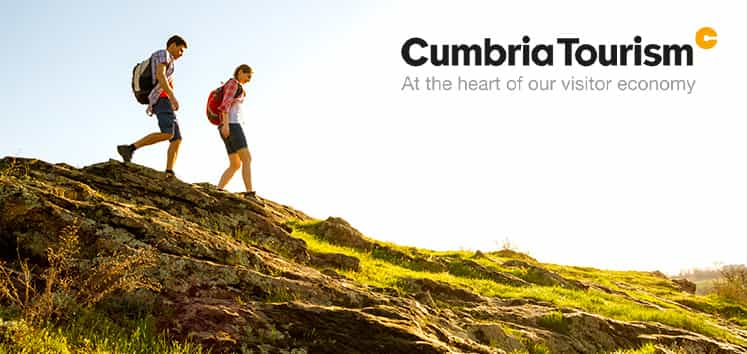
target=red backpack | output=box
[206,79,244,125]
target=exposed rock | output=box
[397,277,485,306]
[490,249,537,263]
[672,278,697,294]
[412,290,438,309]
[308,250,361,271]
[639,333,746,354]
[467,302,747,354]
[315,217,375,250]
[1,157,745,354]
[448,259,531,287]
[308,217,447,273]
[502,260,588,290]
[589,284,664,310]
[159,296,263,353]
[465,323,524,351]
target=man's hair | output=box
[167,35,188,48]
[233,64,253,79]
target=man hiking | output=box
[118,35,187,177]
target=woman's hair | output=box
[233,64,253,79]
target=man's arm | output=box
[156,62,179,110]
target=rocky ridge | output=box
[0,157,745,353]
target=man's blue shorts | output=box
[153,98,182,142]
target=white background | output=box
[1,1,744,274]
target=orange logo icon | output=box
[696,27,717,49]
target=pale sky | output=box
[1,1,745,275]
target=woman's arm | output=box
[220,111,230,138]
[217,79,238,113]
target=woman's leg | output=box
[218,153,241,190]
[236,148,253,192]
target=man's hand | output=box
[169,96,180,111]
[220,124,230,139]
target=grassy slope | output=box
[1,216,744,353]
[0,312,207,354]
[289,219,747,348]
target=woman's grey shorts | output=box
[220,123,248,154]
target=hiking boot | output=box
[165,169,178,180]
[240,191,265,206]
[117,145,134,163]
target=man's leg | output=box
[119,98,182,163]
[117,132,171,162]
[118,101,176,163]
[217,153,241,190]
[166,139,180,172]
[133,133,172,148]
[160,113,181,173]
[237,148,253,192]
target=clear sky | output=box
[1,1,745,275]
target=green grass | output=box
[544,263,747,329]
[287,220,747,347]
[1,214,743,352]
[447,260,493,279]
[509,342,551,354]
[537,311,568,334]
[608,343,657,354]
[292,220,445,273]
[0,310,207,354]
[671,294,747,326]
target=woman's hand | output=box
[220,124,230,139]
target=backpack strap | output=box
[235,82,244,98]
[229,78,244,98]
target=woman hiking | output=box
[215,64,261,204]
